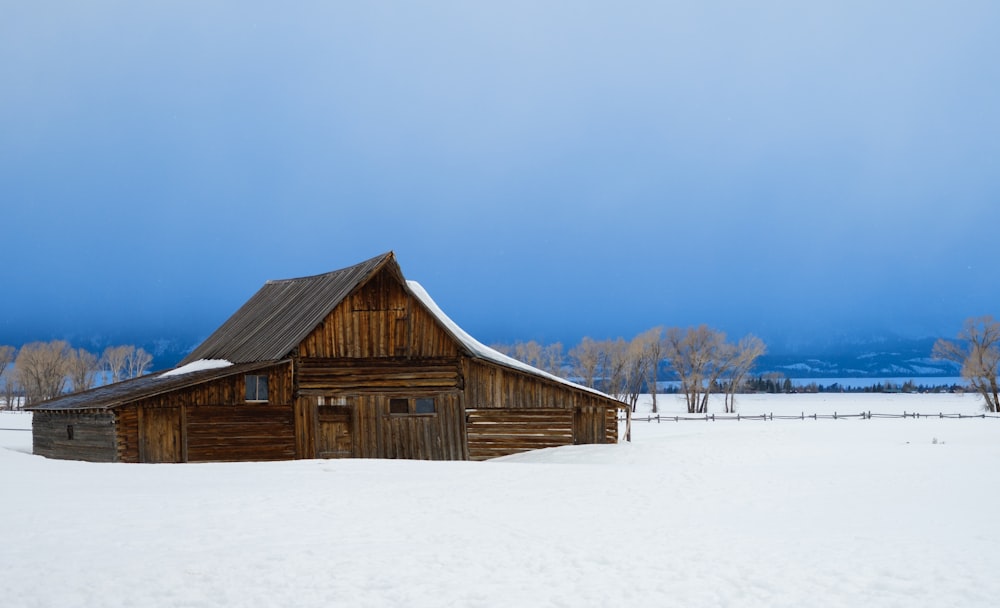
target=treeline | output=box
[0,342,152,409]
[493,325,766,414]
[493,317,997,414]
[745,376,964,394]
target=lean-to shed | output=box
[28,252,622,463]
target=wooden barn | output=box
[28,252,621,463]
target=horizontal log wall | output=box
[297,358,462,393]
[33,411,117,462]
[605,406,619,443]
[298,266,460,359]
[115,406,141,463]
[186,405,295,462]
[114,363,294,463]
[465,360,620,449]
[466,409,574,460]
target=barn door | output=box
[140,407,183,463]
[317,404,353,458]
[573,406,604,445]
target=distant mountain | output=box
[755,335,960,379]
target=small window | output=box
[414,398,436,414]
[245,375,269,402]
[66,425,74,440]
[388,397,437,415]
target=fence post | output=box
[834,411,837,420]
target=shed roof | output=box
[27,361,283,412]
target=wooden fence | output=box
[622,411,1000,423]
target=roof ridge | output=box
[264,251,394,285]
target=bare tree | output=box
[723,335,767,413]
[0,345,14,409]
[15,340,71,406]
[638,327,663,413]
[662,325,728,414]
[66,347,99,393]
[3,377,20,410]
[491,340,565,377]
[618,328,663,413]
[125,347,153,379]
[933,316,1000,412]
[101,345,132,383]
[540,342,565,377]
[569,337,601,388]
[600,337,629,402]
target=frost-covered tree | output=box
[933,316,1000,412]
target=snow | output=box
[159,359,233,377]
[2,393,999,607]
[407,280,612,399]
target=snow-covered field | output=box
[2,393,999,607]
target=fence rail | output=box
[621,411,1000,423]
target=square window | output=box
[414,398,436,414]
[245,375,269,402]
[389,398,409,414]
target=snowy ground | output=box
[2,393,999,607]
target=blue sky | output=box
[3,2,999,354]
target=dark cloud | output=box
[2,2,998,352]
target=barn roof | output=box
[29,251,619,413]
[181,252,397,364]
[26,361,284,412]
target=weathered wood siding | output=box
[465,359,581,409]
[464,359,618,457]
[296,392,466,460]
[186,406,295,462]
[297,358,462,393]
[298,266,459,359]
[32,411,117,462]
[115,363,294,463]
[466,408,574,460]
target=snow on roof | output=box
[160,359,234,378]
[405,280,613,400]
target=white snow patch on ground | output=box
[159,359,233,377]
[2,393,999,607]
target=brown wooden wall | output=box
[465,359,583,409]
[464,359,619,456]
[33,411,117,462]
[298,266,459,359]
[466,408,573,460]
[114,363,294,463]
[295,391,466,461]
[297,357,462,394]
